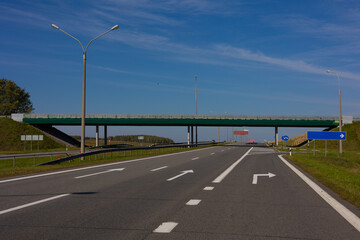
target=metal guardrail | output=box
[37,141,219,166]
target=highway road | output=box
[0,144,359,239]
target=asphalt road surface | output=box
[0,144,359,239]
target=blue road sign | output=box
[307,131,346,140]
[281,135,289,141]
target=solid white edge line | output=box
[186,199,201,205]
[0,193,70,215]
[203,186,214,191]
[278,155,360,232]
[0,146,218,184]
[153,222,178,233]
[212,147,253,183]
[151,166,168,172]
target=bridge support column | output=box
[187,126,190,145]
[195,126,198,146]
[191,126,194,145]
[275,126,279,146]
[96,125,99,147]
[104,125,107,146]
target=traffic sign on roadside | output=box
[282,135,289,141]
[307,131,346,140]
[233,130,248,135]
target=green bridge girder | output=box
[20,114,339,128]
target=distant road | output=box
[0,144,359,239]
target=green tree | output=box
[0,79,34,115]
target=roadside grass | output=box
[0,144,217,179]
[287,150,360,209]
[279,121,360,210]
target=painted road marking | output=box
[0,146,216,184]
[221,150,225,152]
[153,222,178,233]
[252,172,276,184]
[191,157,199,160]
[210,153,215,155]
[213,147,253,183]
[279,155,360,232]
[167,170,194,181]
[75,168,125,179]
[151,166,168,172]
[0,194,70,215]
[204,186,214,191]
[186,199,201,206]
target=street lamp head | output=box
[326,70,331,73]
[51,24,60,30]
[111,25,119,30]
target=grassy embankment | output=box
[0,117,66,153]
[279,122,360,209]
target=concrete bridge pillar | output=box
[195,126,198,145]
[187,126,190,145]
[191,126,194,145]
[96,125,99,147]
[104,125,107,146]
[275,126,279,146]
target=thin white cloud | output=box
[2,1,360,83]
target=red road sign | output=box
[233,130,248,135]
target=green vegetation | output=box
[0,117,64,152]
[282,121,360,209]
[0,79,34,115]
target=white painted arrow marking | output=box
[75,168,125,179]
[252,172,276,184]
[167,170,194,181]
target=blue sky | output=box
[1,0,360,142]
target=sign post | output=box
[307,131,346,157]
[281,135,289,148]
[21,135,43,152]
[233,130,248,144]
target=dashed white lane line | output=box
[210,153,215,155]
[186,199,201,206]
[221,150,225,152]
[0,194,71,215]
[153,222,178,233]
[279,155,360,232]
[151,166,168,172]
[75,168,124,179]
[203,186,214,191]
[191,157,199,160]
[212,147,253,183]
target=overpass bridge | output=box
[12,114,351,147]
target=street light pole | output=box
[51,24,119,155]
[326,70,343,154]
